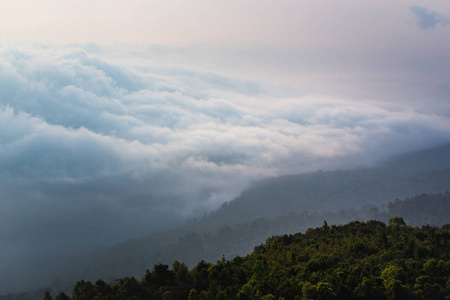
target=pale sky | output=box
[3,1,450,95]
[1,0,448,47]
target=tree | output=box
[72,280,96,300]
[388,217,406,227]
[55,292,70,300]
[43,290,52,300]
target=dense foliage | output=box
[81,192,450,281]
[41,219,450,300]
[2,142,450,298]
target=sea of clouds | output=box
[1,42,450,292]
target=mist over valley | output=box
[2,1,450,298]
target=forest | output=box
[74,192,450,282]
[27,218,450,300]
[2,143,450,299]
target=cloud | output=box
[1,43,450,292]
[409,6,450,29]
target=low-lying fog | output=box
[2,2,450,293]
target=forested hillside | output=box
[204,143,450,228]
[75,142,450,286]
[25,219,450,300]
[74,192,449,281]
[2,143,450,299]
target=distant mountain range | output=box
[4,142,450,298]
[201,142,450,229]
[67,142,450,287]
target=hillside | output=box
[203,143,450,228]
[28,219,450,300]
[4,143,450,297]
[54,142,450,291]
[73,192,450,283]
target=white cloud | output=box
[1,43,450,292]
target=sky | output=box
[1,0,450,293]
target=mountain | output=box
[5,142,450,297]
[201,142,450,229]
[75,192,450,283]
[63,142,450,288]
[20,219,450,300]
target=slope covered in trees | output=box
[2,143,450,298]
[32,219,450,300]
[63,192,450,291]
[72,142,450,287]
[204,143,450,228]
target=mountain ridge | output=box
[201,142,450,229]
[5,142,450,296]
[62,142,450,289]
